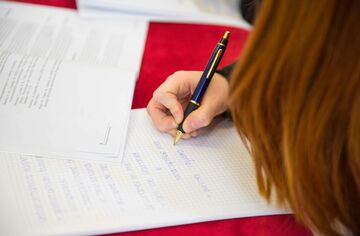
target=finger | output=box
[166,129,195,140]
[153,89,184,124]
[147,99,178,132]
[164,71,201,98]
[182,75,228,133]
[182,104,215,133]
[181,133,192,140]
[153,71,202,123]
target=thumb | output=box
[182,105,214,133]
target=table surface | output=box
[9,0,313,235]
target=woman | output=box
[147,0,360,235]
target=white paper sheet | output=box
[77,0,251,28]
[82,0,242,17]
[0,2,149,160]
[0,51,136,159]
[0,1,148,72]
[0,109,291,236]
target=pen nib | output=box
[173,130,183,145]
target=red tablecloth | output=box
[10,0,312,235]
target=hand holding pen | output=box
[147,31,230,143]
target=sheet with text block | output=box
[0,1,148,71]
[0,109,290,236]
[0,2,149,160]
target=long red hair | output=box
[229,0,360,235]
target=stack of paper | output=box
[77,0,251,28]
[0,109,290,236]
[0,1,148,160]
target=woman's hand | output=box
[147,70,229,139]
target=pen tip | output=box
[223,31,230,40]
[173,130,183,145]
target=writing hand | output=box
[147,70,229,139]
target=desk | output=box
[10,0,312,235]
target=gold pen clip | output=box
[206,49,223,79]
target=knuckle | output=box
[166,71,185,81]
[152,89,162,100]
[173,70,186,77]
[165,74,175,81]
[174,70,185,75]
[152,89,158,98]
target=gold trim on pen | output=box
[190,100,200,106]
[218,42,225,47]
[207,49,223,78]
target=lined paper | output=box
[0,109,290,236]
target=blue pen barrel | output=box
[191,43,226,103]
[176,32,229,136]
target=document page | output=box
[0,51,136,159]
[0,109,290,236]
[0,1,148,72]
[80,0,240,18]
[0,2,149,160]
[77,0,250,28]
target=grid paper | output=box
[0,108,290,236]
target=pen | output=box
[174,31,230,145]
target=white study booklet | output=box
[0,2,148,160]
[0,109,291,236]
[77,0,251,29]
